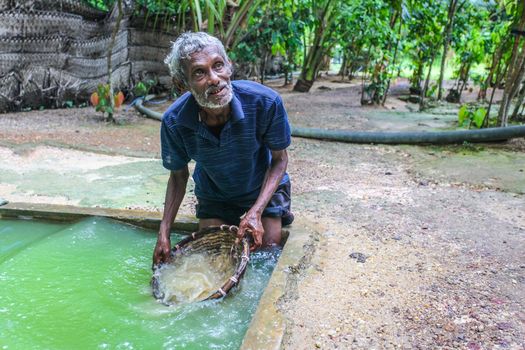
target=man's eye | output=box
[214,62,224,70]
[193,70,204,77]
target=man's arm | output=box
[153,166,190,265]
[238,149,288,249]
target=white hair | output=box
[164,32,230,86]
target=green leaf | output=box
[134,82,148,97]
[458,105,469,126]
[473,108,487,128]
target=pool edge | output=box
[240,219,317,350]
[0,202,199,232]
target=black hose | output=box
[291,125,525,144]
[135,97,525,145]
[135,96,164,121]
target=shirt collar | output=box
[177,84,245,131]
[230,91,245,123]
[177,93,200,131]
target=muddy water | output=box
[0,217,280,349]
[154,253,235,305]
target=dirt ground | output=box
[0,76,524,349]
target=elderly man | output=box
[153,32,293,265]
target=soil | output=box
[0,75,524,349]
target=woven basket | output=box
[151,225,250,305]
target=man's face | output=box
[185,46,233,109]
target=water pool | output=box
[0,217,279,349]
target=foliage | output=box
[405,0,446,92]
[451,4,487,78]
[90,84,125,118]
[85,0,114,11]
[78,0,525,114]
[458,104,487,128]
[229,1,305,82]
[341,0,405,103]
[133,79,157,97]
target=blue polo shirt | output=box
[161,80,291,202]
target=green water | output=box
[0,218,279,350]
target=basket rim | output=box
[151,224,250,305]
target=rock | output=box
[467,342,481,350]
[475,324,485,332]
[349,252,368,263]
[497,322,512,330]
[444,322,455,332]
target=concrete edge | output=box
[0,202,199,232]
[240,219,316,350]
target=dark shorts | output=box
[196,180,293,226]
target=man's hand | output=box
[153,167,189,266]
[238,210,264,251]
[152,234,171,266]
[237,149,287,251]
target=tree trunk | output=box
[419,54,436,111]
[457,62,471,102]
[293,0,336,92]
[338,52,348,79]
[497,4,525,126]
[360,48,372,105]
[478,46,503,101]
[283,62,290,86]
[437,0,461,100]
[510,84,525,121]
[484,56,509,127]
[287,49,294,86]
[382,18,403,105]
[260,51,269,85]
[106,0,123,123]
[499,56,525,125]
[410,59,424,95]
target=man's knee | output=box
[198,218,228,229]
[262,216,282,246]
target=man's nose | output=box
[207,69,220,86]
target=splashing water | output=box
[154,253,235,305]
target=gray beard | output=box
[192,81,233,109]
